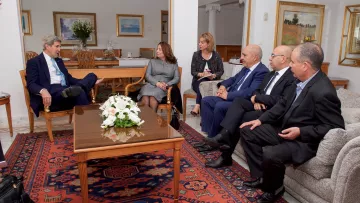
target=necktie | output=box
[236,68,250,91]
[263,72,279,93]
[51,58,66,86]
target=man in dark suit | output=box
[200,44,268,137]
[26,35,103,117]
[239,43,344,203]
[205,45,295,168]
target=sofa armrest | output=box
[199,80,223,97]
[331,136,360,203]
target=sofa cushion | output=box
[316,128,347,165]
[337,88,360,108]
[296,157,333,179]
[342,108,360,124]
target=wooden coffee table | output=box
[73,105,184,203]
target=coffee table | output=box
[73,105,184,203]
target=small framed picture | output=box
[21,10,32,35]
[116,14,144,37]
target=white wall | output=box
[328,0,360,92]
[0,0,28,125]
[198,5,244,45]
[172,0,198,94]
[22,0,167,57]
[249,0,360,92]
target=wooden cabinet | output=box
[216,45,242,62]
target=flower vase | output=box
[79,39,87,50]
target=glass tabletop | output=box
[73,104,182,151]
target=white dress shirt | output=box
[265,67,290,95]
[43,52,62,85]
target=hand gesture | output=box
[254,103,266,111]
[218,91,228,100]
[40,89,52,107]
[278,127,300,140]
[156,82,167,91]
[95,78,104,85]
[251,95,256,104]
[240,119,262,130]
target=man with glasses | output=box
[205,45,295,168]
[239,43,344,202]
[26,35,103,117]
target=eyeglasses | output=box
[270,53,284,58]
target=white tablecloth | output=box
[118,58,150,67]
[222,62,243,79]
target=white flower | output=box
[128,112,141,123]
[107,107,117,116]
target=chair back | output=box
[19,70,32,112]
[77,51,96,69]
[140,48,155,59]
[25,51,38,63]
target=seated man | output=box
[205,45,295,168]
[26,35,103,117]
[200,44,268,138]
[240,43,344,202]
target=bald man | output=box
[205,45,295,168]
[200,44,268,141]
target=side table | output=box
[0,94,13,136]
[329,77,349,89]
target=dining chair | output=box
[77,50,96,69]
[139,48,155,59]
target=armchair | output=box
[125,66,182,124]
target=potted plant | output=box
[71,20,94,48]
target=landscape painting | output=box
[349,13,360,54]
[53,12,97,46]
[116,14,144,37]
[275,1,325,47]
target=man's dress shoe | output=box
[258,188,285,203]
[243,178,262,188]
[61,86,82,98]
[205,156,232,168]
[205,129,231,148]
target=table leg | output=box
[173,142,181,203]
[77,154,88,203]
[5,101,13,136]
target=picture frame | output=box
[348,12,360,54]
[274,1,325,47]
[21,10,32,35]
[53,11,97,46]
[116,14,144,37]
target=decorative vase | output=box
[79,39,87,50]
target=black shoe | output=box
[258,188,285,203]
[243,178,262,188]
[193,142,206,148]
[205,129,231,148]
[61,86,83,98]
[205,156,232,168]
[196,145,216,152]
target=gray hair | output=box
[42,35,61,50]
[247,44,263,61]
[297,43,324,70]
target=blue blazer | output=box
[219,62,269,101]
[26,53,81,116]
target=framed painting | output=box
[274,1,325,47]
[348,12,360,54]
[21,10,32,35]
[53,12,97,46]
[116,14,144,37]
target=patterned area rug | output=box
[4,121,287,203]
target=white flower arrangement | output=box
[99,95,144,129]
[71,20,94,43]
[102,127,145,143]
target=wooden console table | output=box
[329,77,349,89]
[0,94,13,136]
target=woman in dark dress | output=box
[190,32,224,115]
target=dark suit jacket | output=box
[259,71,345,164]
[253,68,295,109]
[191,50,224,83]
[26,53,81,116]
[219,62,268,101]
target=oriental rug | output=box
[3,121,287,203]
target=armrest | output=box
[199,80,223,97]
[124,75,146,96]
[166,86,173,104]
[331,136,360,203]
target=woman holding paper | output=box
[190,32,224,116]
